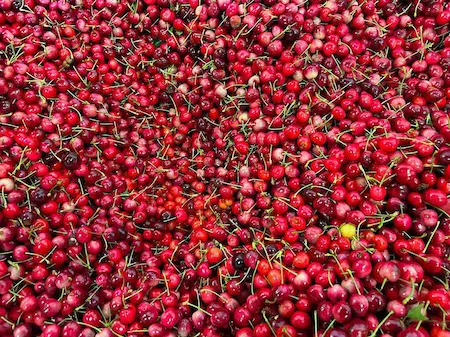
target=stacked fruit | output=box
[0,0,450,336]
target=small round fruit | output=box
[340,223,356,239]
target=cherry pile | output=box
[1,0,450,336]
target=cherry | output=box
[349,294,369,317]
[332,301,352,323]
[210,309,230,329]
[232,253,245,271]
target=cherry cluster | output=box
[0,0,450,336]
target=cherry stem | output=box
[369,311,393,337]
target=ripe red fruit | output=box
[0,1,449,336]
